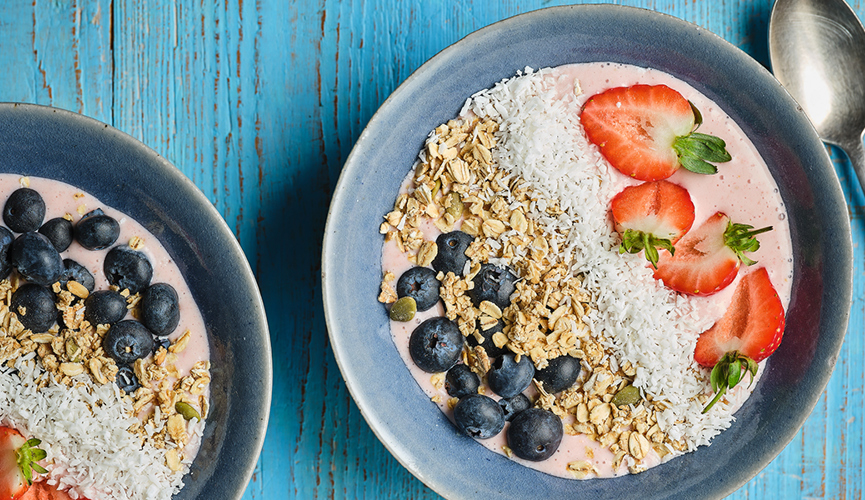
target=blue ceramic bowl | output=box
[322,5,852,499]
[0,103,271,499]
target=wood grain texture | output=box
[0,0,863,498]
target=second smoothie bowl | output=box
[0,104,271,500]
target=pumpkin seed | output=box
[175,401,201,421]
[389,296,417,322]
[611,384,641,407]
[446,192,463,219]
[65,338,80,362]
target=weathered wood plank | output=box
[0,1,112,120]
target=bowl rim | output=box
[322,4,852,499]
[0,101,273,500]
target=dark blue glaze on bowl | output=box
[322,5,852,500]
[0,103,272,500]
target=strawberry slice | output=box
[653,212,772,296]
[695,268,786,412]
[611,180,695,267]
[0,427,47,500]
[580,84,732,181]
[20,482,84,500]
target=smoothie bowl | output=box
[322,5,852,500]
[0,104,270,500]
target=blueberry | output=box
[84,290,128,326]
[487,353,534,398]
[499,393,532,421]
[140,283,180,337]
[453,394,505,439]
[61,259,95,292]
[507,408,563,461]
[3,188,45,233]
[431,231,473,276]
[104,246,153,294]
[469,263,517,309]
[39,217,73,252]
[408,316,463,373]
[466,318,509,358]
[445,364,480,398]
[115,365,140,393]
[10,283,56,333]
[75,209,120,250]
[152,336,171,354]
[9,232,64,286]
[0,226,14,279]
[535,355,581,393]
[396,267,440,312]
[103,320,155,365]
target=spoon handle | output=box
[841,135,865,195]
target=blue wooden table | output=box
[1,1,863,498]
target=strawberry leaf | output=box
[688,100,703,128]
[678,156,718,175]
[728,358,742,388]
[673,130,731,175]
[745,358,759,387]
[724,221,773,265]
[688,133,732,162]
[702,351,758,413]
[709,362,724,392]
[15,436,47,485]
[619,229,674,268]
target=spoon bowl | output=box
[769,0,865,185]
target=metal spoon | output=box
[769,0,865,190]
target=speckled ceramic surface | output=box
[322,5,852,499]
[0,103,272,500]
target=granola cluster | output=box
[0,237,209,472]
[0,275,120,387]
[380,116,690,476]
[127,332,211,471]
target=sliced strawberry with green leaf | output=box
[695,268,786,412]
[580,84,732,181]
[653,212,772,296]
[0,427,47,500]
[611,180,695,268]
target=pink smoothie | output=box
[381,62,793,479]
